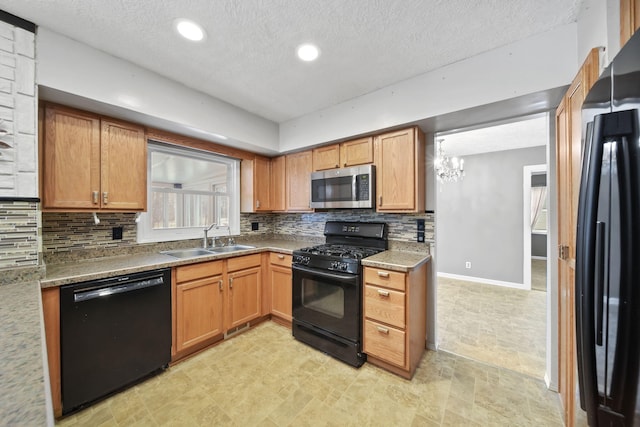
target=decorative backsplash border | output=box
[0,200,38,269]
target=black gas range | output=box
[291,221,388,367]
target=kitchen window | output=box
[137,142,240,243]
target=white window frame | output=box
[136,142,240,243]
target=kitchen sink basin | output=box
[209,245,256,253]
[161,248,216,259]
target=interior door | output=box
[556,48,600,426]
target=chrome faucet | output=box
[203,223,217,248]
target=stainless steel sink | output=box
[161,245,256,258]
[161,248,215,259]
[209,245,256,253]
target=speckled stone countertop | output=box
[41,239,316,288]
[0,280,52,426]
[361,250,431,272]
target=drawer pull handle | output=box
[377,271,390,278]
[102,191,108,205]
[92,191,99,204]
[219,280,223,291]
[377,326,389,334]
[377,290,390,297]
[277,254,285,259]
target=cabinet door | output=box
[312,144,340,171]
[341,137,373,167]
[270,264,292,322]
[175,275,224,353]
[43,106,101,209]
[621,0,640,46]
[375,128,424,212]
[228,266,262,329]
[100,119,147,211]
[285,151,313,211]
[254,156,271,211]
[271,155,286,211]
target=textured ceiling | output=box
[1,0,582,123]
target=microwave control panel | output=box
[356,174,369,200]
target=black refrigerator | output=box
[576,30,640,426]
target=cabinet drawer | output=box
[227,253,261,272]
[364,267,406,291]
[363,319,406,368]
[269,252,292,267]
[364,285,405,329]
[176,260,223,283]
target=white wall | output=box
[36,28,280,155]
[279,24,579,152]
[577,0,620,68]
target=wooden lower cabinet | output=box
[41,286,62,418]
[174,261,224,354]
[362,262,428,379]
[226,254,262,330]
[173,254,263,361]
[269,252,292,324]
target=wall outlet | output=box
[112,226,123,240]
[251,222,259,231]
[465,261,471,269]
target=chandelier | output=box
[435,139,464,182]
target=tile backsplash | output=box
[42,210,435,261]
[0,200,38,268]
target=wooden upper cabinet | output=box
[374,127,425,213]
[270,155,286,211]
[621,0,640,47]
[43,106,101,210]
[340,136,373,167]
[312,144,340,171]
[241,156,271,212]
[42,104,147,212]
[285,150,313,211]
[312,137,374,171]
[100,119,147,211]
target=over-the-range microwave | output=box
[310,164,375,209]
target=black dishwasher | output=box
[60,268,171,414]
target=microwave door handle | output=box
[352,175,358,201]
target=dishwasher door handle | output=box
[74,276,165,303]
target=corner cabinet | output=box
[363,262,428,379]
[374,127,425,213]
[285,150,313,211]
[269,252,292,324]
[42,104,147,212]
[241,156,272,212]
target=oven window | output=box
[311,176,353,202]
[301,278,344,318]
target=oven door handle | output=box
[293,265,358,282]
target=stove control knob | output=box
[340,263,348,271]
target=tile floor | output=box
[57,321,563,426]
[437,276,547,379]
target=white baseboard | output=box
[531,256,547,260]
[437,272,530,290]
[545,372,558,392]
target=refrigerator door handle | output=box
[594,221,605,347]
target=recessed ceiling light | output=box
[174,19,206,42]
[297,43,320,62]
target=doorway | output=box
[435,114,550,379]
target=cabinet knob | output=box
[92,191,99,204]
[377,271,390,278]
[102,192,108,205]
[343,163,347,167]
[376,326,389,334]
[335,164,339,168]
[377,289,390,297]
